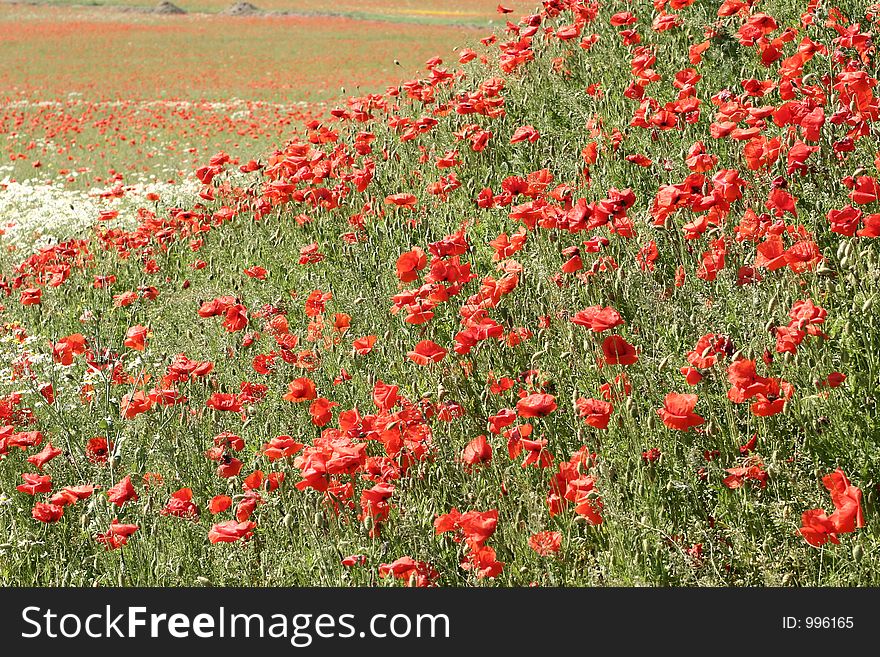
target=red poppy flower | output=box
[208,520,256,544]
[341,555,367,567]
[510,125,540,144]
[283,377,317,402]
[396,247,427,282]
[17,472,52,495]
[262,435,304,461]
[601,335,639,365]
[575,397,613,429]
[516,393,557,418]
[353,335,377,355]
[161,488,199,519]
[209,495,233,514]
[121,391,153,419]
[206,393,243,413]
[407,340,447,365]
[462,435,493,467]
[31,501,64,523]
[528,530,562,556]
[657,393,705,431]
[124,325,149,351]
[309,397,339,426]
[27,443,62,470]
[681,367,703,385]
[107,475,138,506]
[244,265,268,280]
[378,557,438,587]
[20,288,42,306]
[372,380,399,411]
[571,306,624,332]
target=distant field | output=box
[10,0,536,23]
[0,2,534,187]
[0,6,509,101]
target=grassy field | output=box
[1,0,879,587]
[12,0,537,23]
[0,2,531,187]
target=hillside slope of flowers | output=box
[1,0,879,586]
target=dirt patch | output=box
[220,2,262,16]
[154,1,186,14]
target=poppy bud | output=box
[781,573,794,586]
[196,577,212,587]
[817,263,835,278]
[853,545,864,563]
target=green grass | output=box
[1,0,879,586]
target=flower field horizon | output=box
[1,0,880,587]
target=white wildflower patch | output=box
[0,176,200,254]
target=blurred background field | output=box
[0,1,533,188]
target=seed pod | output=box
[853,544,864,563]
[816,262,835,277]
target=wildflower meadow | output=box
[1,0,878,589]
